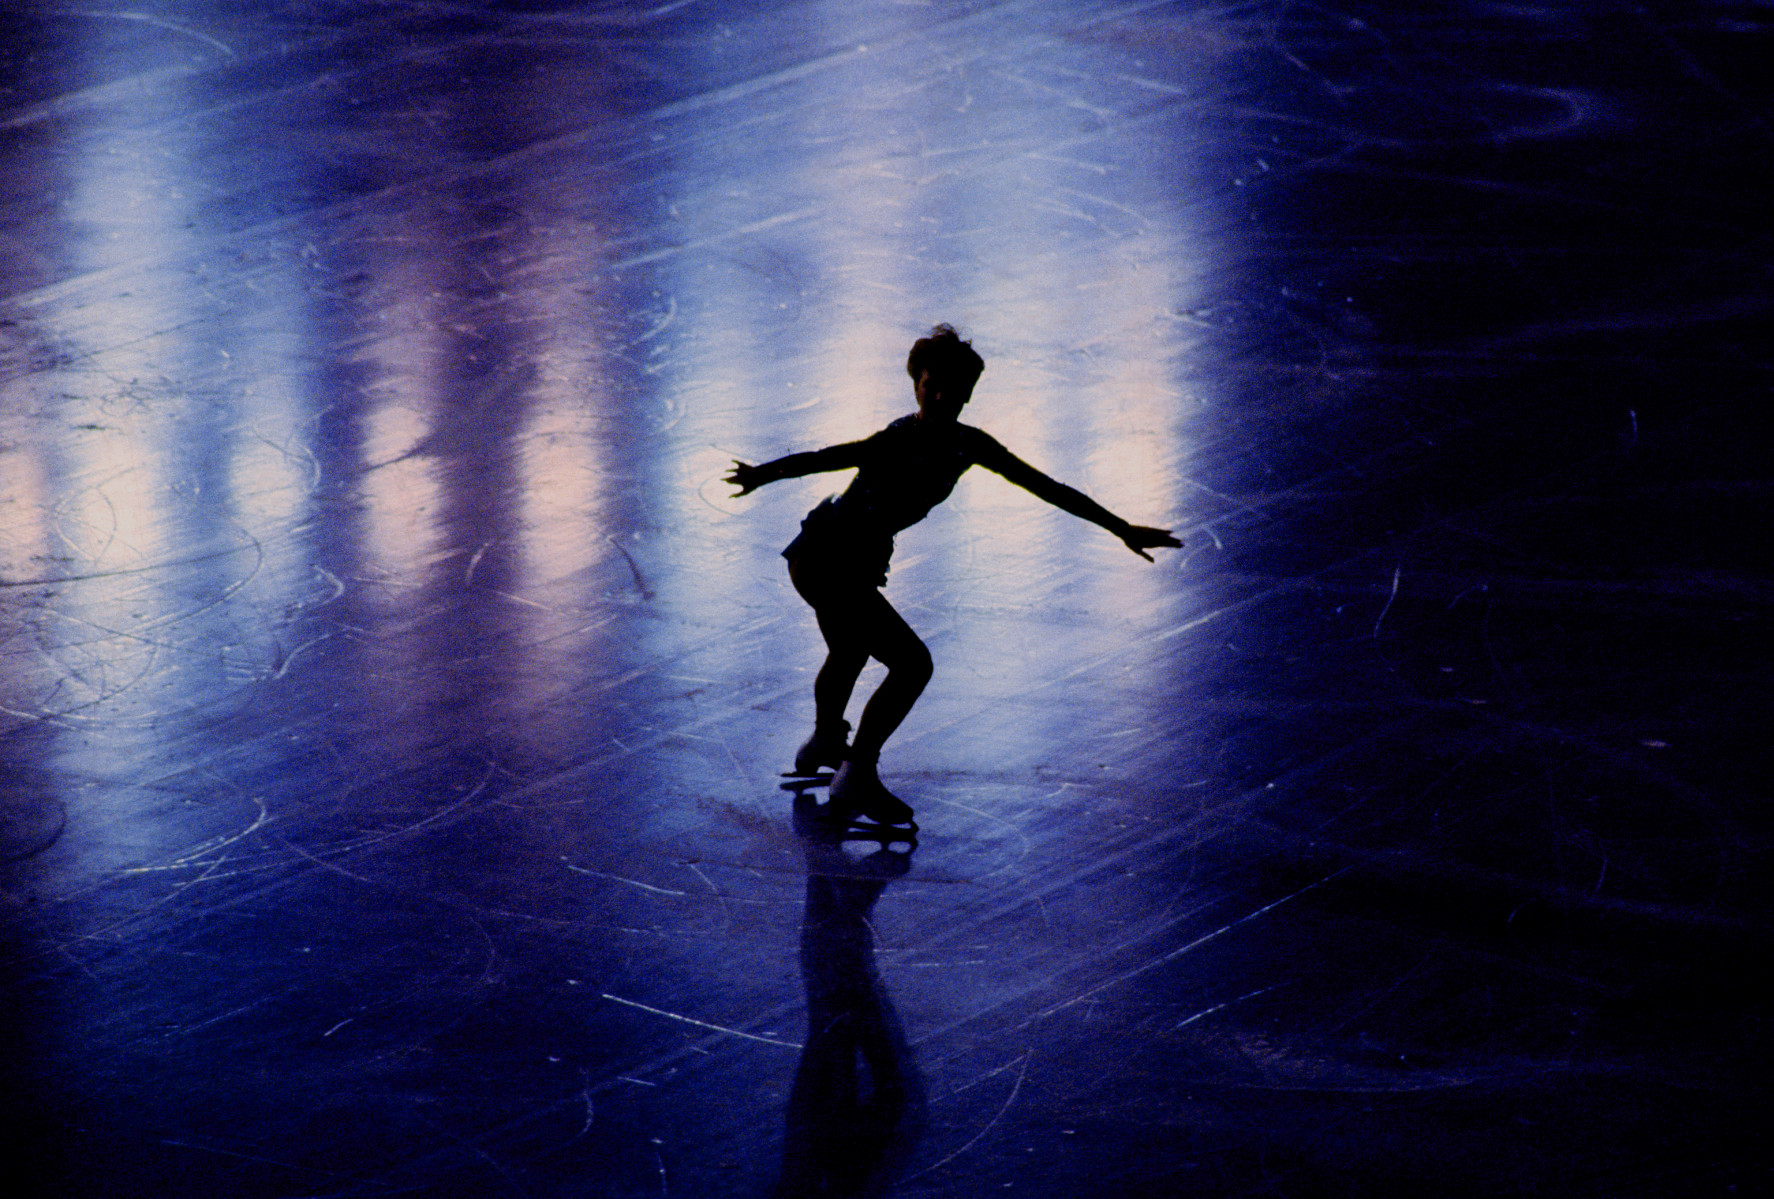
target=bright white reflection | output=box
[0,398,53,586]
[226,373,321,542]
[333,78,628,746]
[18,76,213,731]
[506,210,614,595]
[6,28,322,797]
[518,396,606,586]
[53,429,166,573]
[360,392,442,599]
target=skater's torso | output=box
[785,415,1013,582]
[842,415,1009,535]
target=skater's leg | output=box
[789,555,868,770]
[812,641,868,733]
[789,557,928,826]
[815,591,926,828]
[847,590,932,762]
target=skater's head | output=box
[908,324,984,424]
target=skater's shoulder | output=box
[956,421,1011,457]
[868,415,1003,462]
[860,412,924,447]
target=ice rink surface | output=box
[2,2,1769,1195]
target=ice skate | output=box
[787,718,850,778]
[791,790,919,849]
[828,757,917,831]
[778,772,834,795]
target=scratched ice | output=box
[2,3,1769,1197]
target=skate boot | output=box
[828,757,917,831]
[792,719,851,777]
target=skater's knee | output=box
[892,639,933,686]
[820,647,868,679]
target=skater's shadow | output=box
[773,793,926,1198]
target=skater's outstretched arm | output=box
[727,442,869,496]
[982,444,1181,561]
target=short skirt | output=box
[781,496,892,589]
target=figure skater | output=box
[727,325,1179,830]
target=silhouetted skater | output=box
[728,325,1179,829]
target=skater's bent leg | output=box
[791,556,869,733]
[849,593,932,761]
[813,644,867,730]
[788,555,931,763]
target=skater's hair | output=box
[907,324,985,387]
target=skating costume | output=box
[782,415,1015,587]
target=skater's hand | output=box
[726,460,768,496]
[1120,525,1181,561]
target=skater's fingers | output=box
[1123,526,1181,557]
[725,461,760,494]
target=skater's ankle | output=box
[843,749,881,771]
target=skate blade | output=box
[828,805,918,837]
[779,772,834,792]
[790,793,917,842]
[841,823,918,846]
[811,814,918,847]
[851,821,917,840]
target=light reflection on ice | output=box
[360,394,442,597]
